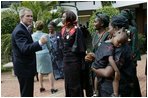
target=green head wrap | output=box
[95,12,110,28]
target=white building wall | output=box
[76,1,102,11]
[60,1,102,13]
[112,1,146,8]
[60,5,78,16]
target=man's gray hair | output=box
[19,7,32,18]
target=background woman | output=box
[48,22,64,80]
[32,20,58,94]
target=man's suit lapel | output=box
[20,23,32,34]
[19,23,33,42]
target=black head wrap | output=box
[48,21,56,28]
[120,9,133,20]
[96,12,110,28]
[111,15,129,29]
[120,9,137,27]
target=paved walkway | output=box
[1,54,147,97]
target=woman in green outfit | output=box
[85,12,110,97]
[120,9,141,62]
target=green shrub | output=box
[1,67,12,73]
[1,34,12,57]
[1,9,19,34]
[138,33,146,54]
[1,10,18,70]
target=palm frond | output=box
[1,34,12,56]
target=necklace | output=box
[98,31,106,43]
[65,26,75,39]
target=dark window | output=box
[93,1,95,5]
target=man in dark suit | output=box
[12,7,47,97]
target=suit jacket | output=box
[12,23,42,77]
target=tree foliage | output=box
[9,1,60,32]
[101,1,112,7]
[16,1,57,21]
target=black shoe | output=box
[40,88,45,92]
[56,77,64,80]
[51,89,58,94]
[59,76,64,79]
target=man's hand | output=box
[40,35,48,45]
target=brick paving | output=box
[1,73,65,97]
[1,54,147,97]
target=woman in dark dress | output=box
[85,12,110,97]
[120,9,142,97]
[61,11,86,97]
[94,15,136,97]
[91,29,128,97]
